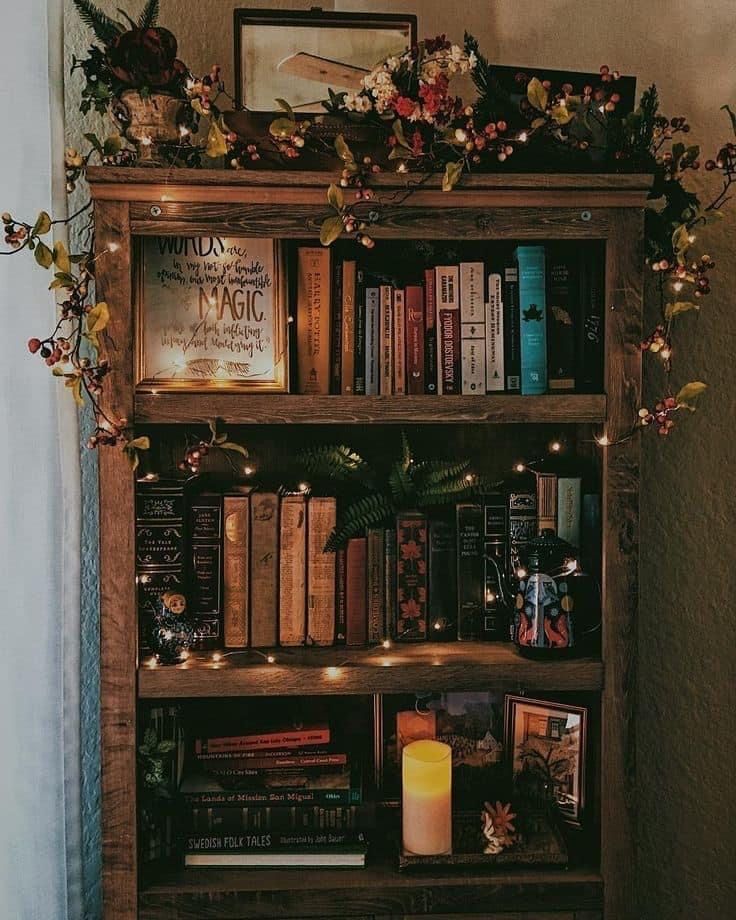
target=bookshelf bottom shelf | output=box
[139,858,603,918]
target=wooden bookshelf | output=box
[90,167,646,920]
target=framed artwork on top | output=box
[233,8,417,114]
[136,235,288,391]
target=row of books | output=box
[295,243,604,397]
[136,472,600,649]
[182,723,369,868]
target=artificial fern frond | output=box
[138,0,160,28]
[388,460,414,507]
[399,430,413,472]
[418,459,472,487]
[73,0,124,45]
[325,493,394,552]
[296,445,373,484]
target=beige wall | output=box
[64,2,736,916]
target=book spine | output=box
[189,492,224,645]
[393,287,406,395]
[250,493,279,648]
[405,284,425,394]
[379,284,394,395]
[194,746,342,763]
[184,788,362,807]
[307,497,337,646]
[353,269,366,395]
[135,480,186,648]
[427,517,457,641]
[424,268,438,394]
[383,528,397,639]
[279,494,307,647]
[185,830,366,853]
[579,244,605,392]
[223,494,250,648]
[396,512,428,640]
[297,247,332,394]
[436,265,460,395]
[330,260,343,394]
[199,752,348,772]
[460,262,485,395]
[547,247,577,390]
[456,503,484,640]
[537,473,558,533]
[508,489,538,574]
[340,260,356,394]
[188,803,376,832]
[485,272,504,392]
[334,547,347,645]
[364,286,380,396]
[557,477,582,547]
[366,528,385,644]
[197,727,330,755]
[582,492,602,580]
[482,492,509,640]
[503,263,521,393]
[345,537,367,646]
[516,245,548,395]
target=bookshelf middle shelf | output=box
[138,642,603,698]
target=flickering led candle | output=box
[402,739,452,855]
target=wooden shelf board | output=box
[139,859,602,918]
[135,393,607,426]
[138,643,603,698]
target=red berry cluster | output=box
[640,324,670,356]
[339,156,381,248]
[705,142,736,173]
[88,416,128,449]
[2,213,27,248]
[179,441,210,474]
[639,397,678,435]
[227,135,261,168]
[194,64,222,113]
[455,117,514,163]
[273,121,310,160]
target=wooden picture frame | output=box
[504,695,587,827]
[233,8,417,113]
[136,236,288,392]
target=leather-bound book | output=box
[250,492,279,648]
[396,512,428,640]
[335,547,347,645]
[345,537,367,646]
[189,491,224,646]
[341,260,356,395]
[366,527,385,644]
[297,247,332,394]
[307,497,337,645]
[223,490,251,648]
[279,494,307,647]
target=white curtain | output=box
[0,3,82,919]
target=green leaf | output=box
[269,117,297,139]
[205,120,228,158]
[327,183,344,211]
[275,98,295,119]
[84,132,104,154]
[334,134,354,164]
[676,381,707,406]
[53,240,71,274]
[527,77,549,113]
[442,160,464,192]
[86,301,110,334]
[671,142,685,163]
[550,104,574,125]
[103,134,122,156]
[664,301,699,320]
[32,211,52,237]
[320,215,344,246]
[34,241,53,269]
[220,441,249,458]
[126,436,150,451]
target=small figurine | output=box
[150,591,195,664]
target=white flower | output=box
[468,50,478,69]
[386,56,400,72]
[449,44,464,63]
[355,95,373,113]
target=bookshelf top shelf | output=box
[135,393,607,426]
[138,642,603,698]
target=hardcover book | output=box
[515,245,548,395]
[296,247,332,395]
[250,492,279,648]
[330,260,343,394]
[396,512,428,640]
[379,284,394,395]
[334,547,347,645]
[307,497,337,646]
[353,268,367,395]
[537,473,558,534]
[482,492,510,640]
[384,528,397,640]
[436,265,461,394]
[223,491,251,648]
[195,725,331,755]
[189,491,224,644]
[578,244,605,392]
[366,528,385,644]
[424,268,438,394]
[393,287,406,395]
[364,286,380,396]
[502,262,521,393]
[557,477,582,547]
[346,537,367,646]
[340,260,357,395]
[181,778,362,807]
[405,284,425,395]
[198,751,348,772]
[456,503,484,640]
[460,262,485,395]
[461,338,485,395]
[189,802,376,832]
[184,829,366,854]
[485,272,504,392]
[279,494,307,647]
[428,517,457,641]
[184,849,366,868]
[547,246,577,390]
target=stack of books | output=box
[181,722,369,868]
[295,242,604,397]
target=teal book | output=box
[515,246,548,395]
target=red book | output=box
[405,285,425,395]
[346,537,367,646]
[195,725,330,755]
[424,269,437,394]
[396,512,428,640]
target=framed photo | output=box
[234,8,417,114]
[137,236,288,391]
[504,695,587,826]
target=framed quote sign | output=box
[137,236,288,391]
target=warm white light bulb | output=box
[107,242,120,253]
[211,652,222,663]
[266,654,276,664]
[596,434,610,447]
[382,639,391,649]
[514,463,525,473]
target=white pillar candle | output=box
[402,739,452,856]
